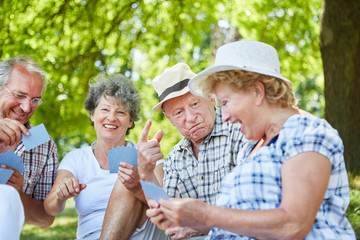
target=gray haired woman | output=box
[44,73,167,239]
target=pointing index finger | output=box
[139,119,152,143]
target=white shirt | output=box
[0,184,25,240]
[58,145,120,239]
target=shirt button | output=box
[199,175,204,180]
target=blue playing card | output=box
[108,146,138,173]
[0,168,14,184]
[0,150,24,173]
[22,123,50,150]
[140,181,169,201]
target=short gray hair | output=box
[0,55,46,91]
[84,73,140,135]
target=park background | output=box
[1,0,359,239]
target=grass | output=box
[20,178,360,239]
[347,174,360,239]
[20,199,77,240]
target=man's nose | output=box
[19,100,32,113]
[186,109,198,122]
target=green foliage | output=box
[0,0,324,159]
[222,0,324,117]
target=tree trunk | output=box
[320,0,360,174]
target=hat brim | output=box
[152,87,190,111]
[188,64,291,97]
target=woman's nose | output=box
[106,112,117,121]
[221,109,231,122]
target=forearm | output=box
[154,163,164,187]
[43,190,67,217]
[140,171,160,185]
[20,192,55,229]
[206,206,307,240]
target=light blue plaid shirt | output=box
[163,108,247,205]
[209,114,355,239]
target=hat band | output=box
[158,78,190,102]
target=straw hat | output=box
[152,63,196,111]
[188,40,291,97]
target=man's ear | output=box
[253,81,265,106]
[163,110,175,126]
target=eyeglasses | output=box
[3,86,43,106]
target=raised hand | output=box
[0,118,29,148]
[56,177,87,200]
[137,120,163,182]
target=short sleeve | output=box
[281,116,344,165]
[58,149,81,177]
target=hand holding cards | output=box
[0,168,14,184]
[0,150,23,184]
[1,123,49,184]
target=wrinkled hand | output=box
[117,162,141,194]
[2,165,24,193]
[0,118,29,147]
[137,120,163,181]
[165,226,203,240]
[56,176,87,200]
[147,199,175,230]
[159,198,208,229]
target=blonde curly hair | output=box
[203,70,297,108]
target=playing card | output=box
[140,181,169,201]
[0,150,24,173]
[108,146,138,173]
[0,168,14,184]
[22,123,51,150]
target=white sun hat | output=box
[152,63,196,111]
[188,40,291,97]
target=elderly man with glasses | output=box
[0,55,58,230]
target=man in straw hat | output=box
[103,63,246,239]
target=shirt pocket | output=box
[177,177,198,199]
[23,169,40,196]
